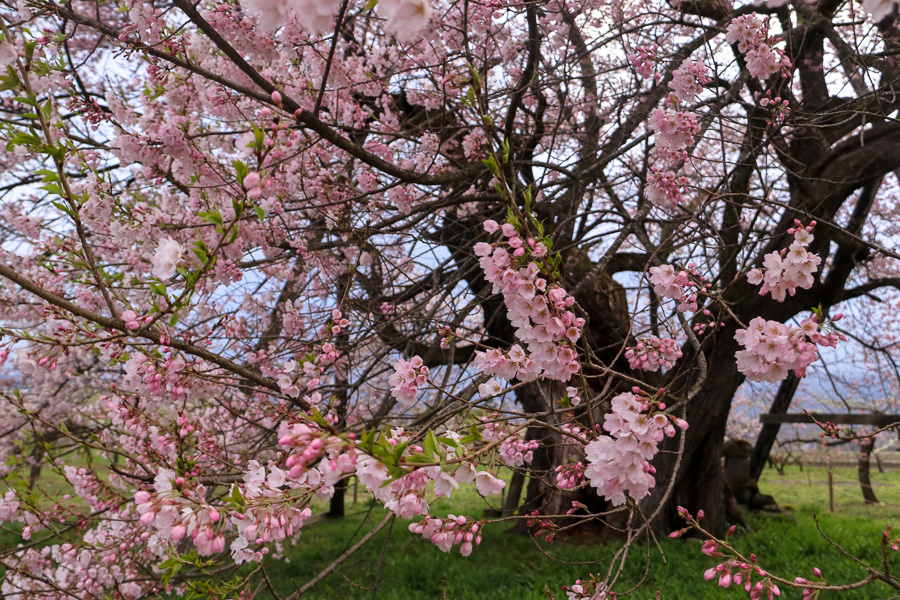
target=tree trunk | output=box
[857,438,878,504]
[502,469,526,517]
[639,333,746,536]
[328,477,349,518]
[750,373,801,481]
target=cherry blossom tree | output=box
[1,0,900,597]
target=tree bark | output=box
[750,374,801,481]
[858,438,879,504]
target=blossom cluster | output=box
[747,222,820,302]
[388,355,429,406]
[564,576,611,600]
[474,219,583,382]
[629,44,659,80]
[648,264,701,313]
[230,460,314,564]
[0,490,20,523]
[648,107,701,167]
[647,167,690,209]
[150,236,184,280]
[482,418,539,467]
[626,336,683,372]
[734,316,835,382]
[408,514,482,556]
[725,14,792,80]
[134,469,226,556]
[669,58,710,104]
[760,90,791,126]
[278,421,356,482]
[584,392,687,505]
[555,461,586,490]
[863,0,900,21]
[240,0,431,39]
[275,350,334,400]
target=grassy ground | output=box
[2,463,898,598]
[256,465,899,600]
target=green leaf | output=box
[437,436,459,448]
[199,210,223,226]
[40,98,53,121]
[423,430,441,459]
[251,123,265,149]
[233,160,248,184]
[253,204,266,221]
[466,86,477,107]
[230,483,245,507]
[392,440,410,463]
[467,62,482,86]
[482,155,499,176]
[309,407,329,428]
[405,452,433,464]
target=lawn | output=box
[1,462,898,599]
[253,465,898,599]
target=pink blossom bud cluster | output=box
[474,219,583,382]
[329,309,350,334]
[64,466,118,512]
[734,315,835,382]
[408,514,482,556]
[278,422,355,480]
[438,324,469,350]
[564,577,609,600]
[794,565,828,599]
[704,559,781,600]
[747,222,820,302]
[885,523,899,551]
[526,509,560,542]
[669,58,710,104]
[388,355,429,406]
[648,264,702,313]
[647,167,690,208]
[482,418,539,467]
[134,469,225,556]
[121,309,151,331]
[123,352,191,398]
[230,460,313,564]
[629,43,660,80]
[356,455,429,518]
[625,336,683,372]
[648,107,700,166]
[725,14,792,80]
[760,90,790,126]
[555,461,586,490]
[584,392,687,505]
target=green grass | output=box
[254,465,898,599]
[258,503,894,599]
[2,463,898,598]
[759,464,900,520]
